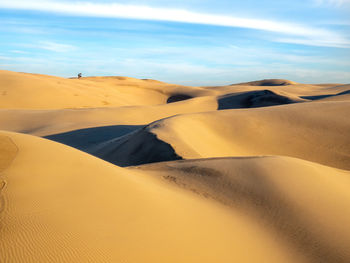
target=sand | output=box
[130,156,350,263]
[1,70,350,262]
[0,131,307,263]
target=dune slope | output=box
[93,101,350,169]
[217,89,302,109]
[152,101,350,170]
[91,126,183,166]
[0,131,311,263]
[1,71,348,139]
[0,70,212,109]
[131,156,350,263]
[0,95,218,136]
[234,79,297,86]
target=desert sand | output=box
[1,70,350,262]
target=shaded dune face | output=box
[218,90,298,109]
[45,125,144,152]
[91,127,182,166]
[167,94,194,103]
[234,79,296,86]
[301,89,350,100]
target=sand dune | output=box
[1,70,348,138]
[0,95,218,136]
[131,156,350,263]
[217,89,303,109]
[203,81,348,100]
[301,86,350,102]
[91,126,182,166]
[0,131,312,263]
[1,70,350,262]
[2,131,350,262]
[0,70,212,109]
[151,101,350,170]
[234,79,297,86]
[91,101,350,169]
[45,125,144,152]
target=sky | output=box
[0,0,349,85]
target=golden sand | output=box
[1,70,349,262]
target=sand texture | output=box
[1,70,350,262]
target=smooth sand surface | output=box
[93,101,350,169]
[1,70,350,262]
[0,70,214,109]
[0,95,218,136]
[0,131,307,263]
[149,101,350,170]
[1,70,347,137]
[131,156,350,263]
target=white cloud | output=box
[38,41,76,52]
[11,50,29,54]
[0,56,12,60]
[275,37,350,48]
[15,41,76,52]
[0,0,349,48]
[314,0,350,6]
[2,52,350,84]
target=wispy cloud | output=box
[0,0,349,48]
[314,0,350,7]
[13,41,76,53]
[15,41,76,52]
[2,47,349,84]
[38,41,76,52]
[11,50,29,54]
[275,37,350,48]
[0,56,12,60]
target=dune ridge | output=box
[217,89,303,109]
[0,70,212,109]
[91,126,183,166]
[233,79,297,86]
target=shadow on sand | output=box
[45,125,144,152]
[301,89,350,100]
[218,90,298,110]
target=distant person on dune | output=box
[78,73,82,79]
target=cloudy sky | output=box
[0,0,349,85]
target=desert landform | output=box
[1,69,350,262]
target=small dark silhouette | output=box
[78,73,82,79]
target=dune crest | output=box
[217,89,302,109]
[0,70,211,109]
[234,79,297,86]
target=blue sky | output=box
[0,0,349,85]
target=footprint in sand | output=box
[0,180,7,214]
